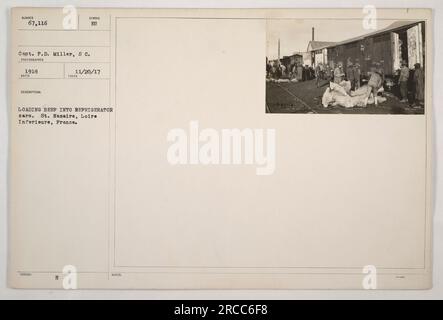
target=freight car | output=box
[326,21,425,78]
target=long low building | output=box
[280,53,304,68]
[306,40,337,67]
[325,20,425,76]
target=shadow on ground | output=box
[266,79,424,114]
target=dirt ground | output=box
[266,79,425,114]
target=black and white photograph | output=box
[266,19,426,114]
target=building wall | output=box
[280,54,303,68]
[370,33,393,74]
[407,23,424,68]
[328,35,393,76]
[303,52,311,66]
[326,23,425,77]
[314,49,328,66]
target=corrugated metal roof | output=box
[327,20,423,48]
[307,40,337,51]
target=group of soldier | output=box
[398,61,424,106]
[332,58,362,90]
[266,60,317,82]
[331,58,424,106]
[267,57,424,107]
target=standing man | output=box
[346,59,355,90]
[364,66,384,107]
[291,63,297,79]
[377,62,385,83]
[413,63,424,106]
[398,61,410,103]
[334,63,345,84]
[315,64,321,87]
[309,66,315,80]
[266,60,272,78]
[353,60,361,90]
[326,64,333,82]
[281,64,286,78]
[297,63,303,81]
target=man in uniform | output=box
[398,61,410,103]
[334,62,345,84]
[353,59,361,90]
[346,59,355,90]
[413,63,424,106]
[364,66,384,107]
[315,63,321,87]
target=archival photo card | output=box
[8,7,432,289]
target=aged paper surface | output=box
[8,7,432,289]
